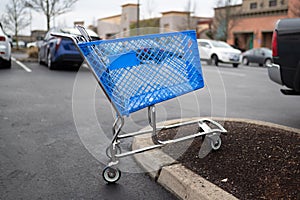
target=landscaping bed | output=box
[155,120,300,199]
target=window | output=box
[163,24,170,30]
[269,0,277,7]
[199,42,211,48]
[250,2,257,9]
[260,2,264,8]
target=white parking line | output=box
[11,57,32,72]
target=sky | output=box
[0,0,225,35]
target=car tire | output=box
[7,58,11,68]
[1,58,11,68]
[233,63,239,68]
[264,58,272,67]
[47,52,55,70]
[242,57,249,65]
[211,55,218,66]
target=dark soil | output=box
[155,121,300,200]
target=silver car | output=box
[0,23,11,68]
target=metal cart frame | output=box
[52,26,227,183]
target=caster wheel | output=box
[102,167,121,183]
[106,145,121,159]
[210,137,222,150]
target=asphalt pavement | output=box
[1,55,299,199]
[0,59,177,199]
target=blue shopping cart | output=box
[52,26,227,183]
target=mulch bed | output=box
[154,121,300,200]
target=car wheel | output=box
[242,57,249,65]
[1,58,11,68]
[232,63,239,68]
[264,58,272,67]
[211,55,218,66]
[7,58,11,68]
[47,53,55,70]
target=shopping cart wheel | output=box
[102,167,121,183]
[106,145,122,159]
[210,137,222,150]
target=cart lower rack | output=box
[52,26,227,183]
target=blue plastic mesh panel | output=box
[78,30,204,116]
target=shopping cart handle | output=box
[76,25,92,42]
[50,32,82,44]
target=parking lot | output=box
[1,58,299,199]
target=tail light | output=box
[0,36,6,41]
[55,37,62,51]
[272,30,278,57]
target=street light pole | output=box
[137,0,140,35]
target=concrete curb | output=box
[132,117,299,200]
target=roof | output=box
[98,14,121,21]
[214,4,242,10]
[161,11,191,15]
[121,3,139,7]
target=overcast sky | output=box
[0,0,236,35]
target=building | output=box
[97,3,212,39]
[97,4,138,39]
[160,11,212,38]
[31,30,47,41]
[214,0,299,50]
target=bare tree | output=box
[213,0,241,41]
[289,0,300,17]
[144,0,157,19]
[1,0,30,49]
[25,0,78,31]
[176,0,197,31]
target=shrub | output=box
[27,47,38,58]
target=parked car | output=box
[0,22,11,68]
[198,39,241,68]
[12,40,26,48]
[27,41,43,49]
[241,48,272,67]
[38,27,99,70]
[268,18,300,95]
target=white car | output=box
[0,23,11,68]
[198,39,241,68]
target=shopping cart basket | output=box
[52,26,227,183]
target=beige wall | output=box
[160,12,200,32]
[97,15,121,39]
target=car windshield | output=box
[262,48,272,55]
[210,40,232,48]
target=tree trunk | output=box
[47,15,50,31]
